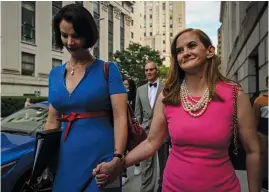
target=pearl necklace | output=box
[180,80,211,117]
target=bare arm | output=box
[125,92,168,167]
[135,88,142,124]
[110,93,128,156]
[44,104,61,131]
[252,98,261,129]
[237,90,261,192]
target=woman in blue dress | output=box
[44,4,128,192]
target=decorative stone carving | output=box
[114,7,121,19]
[125,15,132,26]
[101,1,109,12]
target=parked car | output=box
[1,101,51,192]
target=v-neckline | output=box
[62,58,99,96]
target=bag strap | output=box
[232,84,239,156]
[103,61,110,81]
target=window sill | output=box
[52,48,64,53]
[21,41,37,47]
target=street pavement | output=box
[123,166,266,192]
[122,166,142,192]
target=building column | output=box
[165,1,170,53]
[113,7,121,52]
[1,2,21,74]
[36,1,52,77]
[125,15,131,49]
[100,2,109,61]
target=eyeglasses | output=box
[145,67,156,72]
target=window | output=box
[131,20,134,26]
[75,1,83,6]
[162,3,165,10]
[52,1,61,16]
[93,1,100,57]
[170,16,172,20]
[163,40,165,44]
[163,50,165,53]
[21,2,35,44]
[108,5,113,60]
[149,23,152,27]
[150,15,152,19]
[52,58,62,68]
[170,33,173,37]
[120,13,125,51]
[150,32,152,36]
[1,106,49,133]
[22,52,35,76]
[170,24,173,28]
[144,32,146,36]
[131,32,134,39]
[52,1,62,50]
[131,7,134,13]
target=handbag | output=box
[103,61,147,151]
[228,84,246,170]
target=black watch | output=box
[113,153,125,162]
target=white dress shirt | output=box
[148,78,160,108]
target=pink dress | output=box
[163,82,241,192]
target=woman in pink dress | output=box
[95,28,261,192]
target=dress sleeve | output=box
[107,62,126,95]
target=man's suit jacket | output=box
[135,81,169,143]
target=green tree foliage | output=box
[112,42,168,86]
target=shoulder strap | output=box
[103,61,110,81]
[232,84,238,155]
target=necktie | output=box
[149,83,157,87]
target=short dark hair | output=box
[52,4,99,49]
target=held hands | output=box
[92,158,124,188]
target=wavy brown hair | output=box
[163,28,233,106]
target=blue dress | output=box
[48,58,126,192]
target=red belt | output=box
[57,111,110,141]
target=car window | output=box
[1,106,48,133]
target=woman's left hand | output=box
[93,158,124,188]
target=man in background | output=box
[135,60,170,192]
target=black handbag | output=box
[228,85,246,170]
